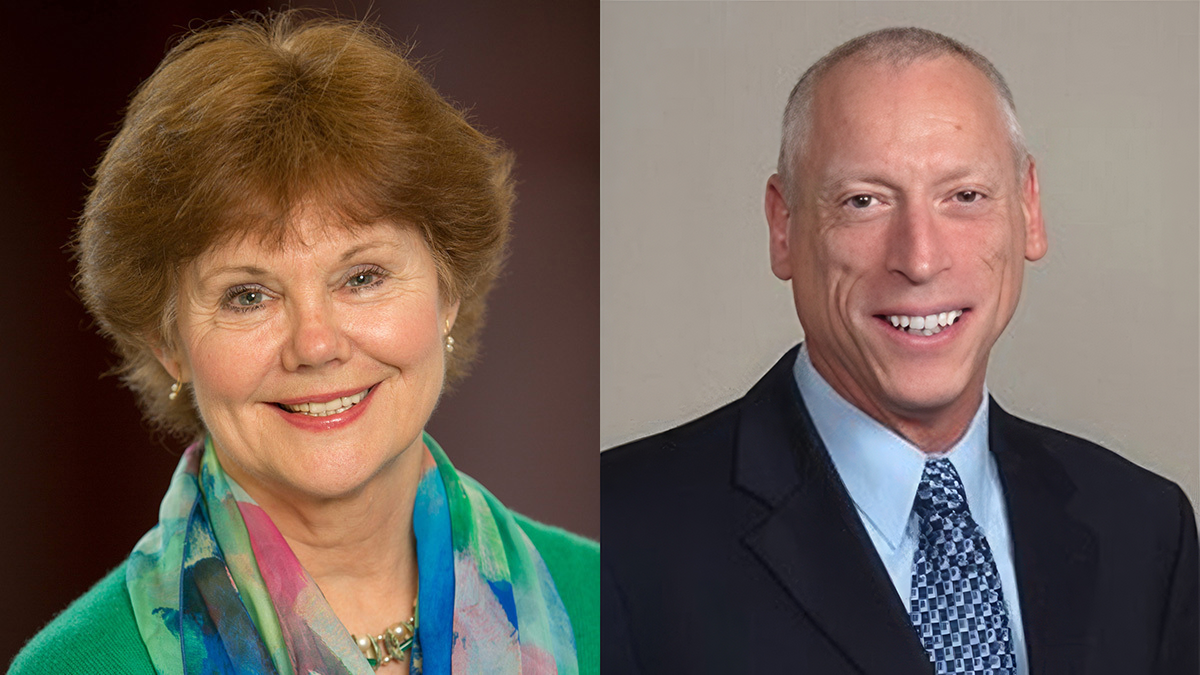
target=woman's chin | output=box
[281,470,377,501]
[218,435,421,504]
[286,447,416,501]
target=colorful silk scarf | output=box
[127,434,576,674]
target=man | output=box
[602,28,1198,674]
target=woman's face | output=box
[162,208,457,501]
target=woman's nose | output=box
[281,296,351,370]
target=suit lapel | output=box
[735,348,931,675]
[989,400,1098,674]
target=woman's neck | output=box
[216,438,425,638]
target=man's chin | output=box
[877,382,980,422]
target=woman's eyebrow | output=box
[339,242,385,262]
[204,264,269,278]
[205,242,393,274]
[191,264,273,295]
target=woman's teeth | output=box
[280,389,369,416]
[886,310,964,336]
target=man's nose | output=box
[885,201,952,284]
[282,295,351,371]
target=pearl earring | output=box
[168,379,182,401]
[445,320,455,353]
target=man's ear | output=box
[765,173,796,280]
[1021,157,1047,262]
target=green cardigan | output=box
[10,514,598,674]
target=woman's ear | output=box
[443,300,461,334]
[150,338,189,382]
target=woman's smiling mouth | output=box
[275,386,373,417]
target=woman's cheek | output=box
[187,325,275,403]
[356,298,441,360]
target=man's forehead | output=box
[800,55,1014,179]
[811,54,998,117]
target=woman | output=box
[11,12,596,675]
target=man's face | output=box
[766,55,1046,434]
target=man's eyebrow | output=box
[819,172,902,196]
[934,166,993,184]
[819,166,1001,196]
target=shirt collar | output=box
[793,343,991,550]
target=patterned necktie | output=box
[909,458,1016,675]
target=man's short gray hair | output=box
[777,27,1029,202]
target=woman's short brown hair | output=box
[75,10,514,438]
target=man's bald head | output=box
[777,27,1029,205]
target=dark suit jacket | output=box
[602,346,1199,674]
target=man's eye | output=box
[847,195,876,209]
[954,190,981,203]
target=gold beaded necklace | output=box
[352,601,417,670]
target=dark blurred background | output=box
[0,0,597,663]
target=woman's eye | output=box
[235,290,263,306]
[848,195,876,209]
[222,287,268,313]
[954,190,981,203]
[348,272,376,287]
[346,267,388,290]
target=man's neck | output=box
[807,349,985,455]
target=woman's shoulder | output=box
[512,513,598,675]
[453,470,598,607]
[514,512,599,570]
[9,561,154,674]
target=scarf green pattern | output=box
[126,434,577,674]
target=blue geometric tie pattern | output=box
[909,459,1016,675]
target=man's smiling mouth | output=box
[880,309,965,336]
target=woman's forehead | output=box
[194,217,422,270]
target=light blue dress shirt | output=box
[793,344,1028,675]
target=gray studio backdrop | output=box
[600,1,1200,508]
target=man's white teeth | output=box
[886,309,964,335]
[281,389,369,416]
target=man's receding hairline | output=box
[817,50,987,91]
[777,27,1029,202]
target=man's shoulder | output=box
[9,561,155,675]
[995,404,1194,521]
[602,347,803,497]
[600,390,771,574]
[601,395,745,496]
